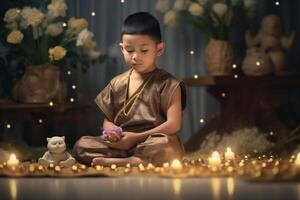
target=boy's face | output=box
[119,34,165,73]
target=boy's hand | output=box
[107,132,139,150]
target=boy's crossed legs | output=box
[91,156,147,167]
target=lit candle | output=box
[154,167,161,173]
[163,162,169,168]
[147,163,154,170]
[49,163,55,169]
[124,168,131,173]
[171,159,183,171]
[95,165,103,171]
[111,164,117,171]
[138,163,145,172]
[208,151,222,168]
[38,165,44,172]
[225,147,235,160]
[80,164,87,171]
[71,165,78,172]
[125,163,131,168]
[294,152,300,167]
[29,164,35,173]
[54,165,61,173]
[7,154,20,170]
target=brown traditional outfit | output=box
[73,68,186,165]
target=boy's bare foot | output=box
[91,156,147,167]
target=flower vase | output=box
[204,39,234,75]
[12,64,67,103]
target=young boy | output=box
[73,12,186,167]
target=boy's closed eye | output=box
[125,48,133,53]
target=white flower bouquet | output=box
[194,127,274,155]
[2,0,104,69]
[156,0,256,40]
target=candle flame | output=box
[295,152,300,166]
[212,151,221,159]
[7,154,19,166]
[9,154,17,161]
[171,159,183,170]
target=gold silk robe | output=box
[73,68,186,165]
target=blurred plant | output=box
[156,0,256,40]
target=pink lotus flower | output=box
[101,126,123,142]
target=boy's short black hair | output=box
[121,12,162,42]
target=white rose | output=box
[88,50,101,59]
[7,30,24,44]
[47,0,67,20]
[163,10,177,27]
[197,0,208,5]
[76,29,94,47]
[188,3,204,17]
[21,7,44,27]
[155,0,170,13]
[46,23,64,36]
[4,8,21,23]
[20,7,31,28]
[243,0,256,8]
[68,17,88,33]
[212,3,228,18]
[173,0,185,11]
[49,46,66,61]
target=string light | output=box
[70,98,75,103]
[234,74,238,79]
[62,22,67,27]
[38,119,43,124]
[72,85,77,90]
[221,92,226,97]
[91,12,96,16]
[269,131,274,136]
[256,61,261,66]
[49,101,54,107]
[67,70,72,75]
[232,64,237,69]
[275,1,280,6]
[189,50,194,55]
[199,118,204,123]
[120,0,125,3]
[193,74,199,79]
[6,124,11,129]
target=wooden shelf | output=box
[0,101,91,122]
[183,75,300,152]
[184,75,300,87]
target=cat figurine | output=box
[38,136,76,167]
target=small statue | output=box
[242,47,273,76]
[243,15,295,75]
[38,136,76,167]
